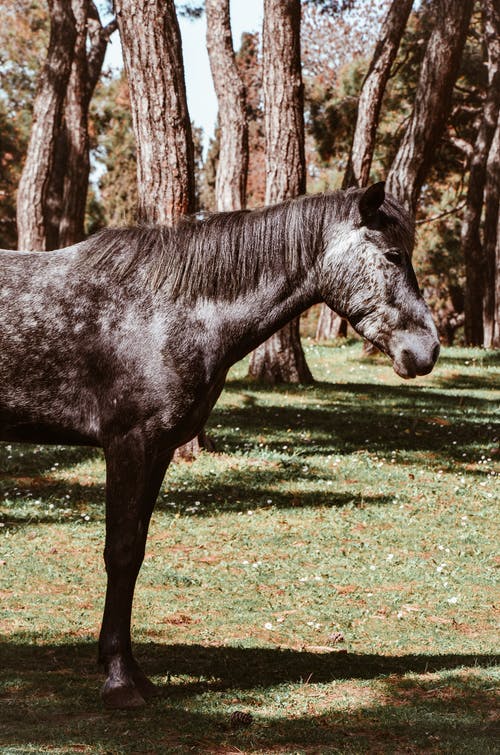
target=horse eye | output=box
[384,250,402,264]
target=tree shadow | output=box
[435,372,500,391]
[213,379,498,464]
[1,373,496,526]
[437,351,500,367]
[0,640,497,752]
[0,639,497,696]
[0,443,101,476]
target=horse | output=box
[0,182,439,708]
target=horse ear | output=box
[359,182,385,223]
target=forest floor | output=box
[0,341,498,754]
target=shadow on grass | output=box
[1,376,497,527]
[214,379,498,461]
[0,641,497,753]
[434,372,500,391]
[1,640,497,694]
[0,444,101,477]
[437,350,500,367]
[0,489,391,528]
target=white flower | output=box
[447,596,458,604]
[264,622,274,630]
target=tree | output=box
[16,0,76,250]
[302,0,392,340]
[248,0,313,384]
[206,0,248,211]
[115,0,195,224]
[237,32,265,208]
[483,110,500,347]
[13,0,115,250]
[58,1,117,247]
[462,0,500,345]
[116,0,209,460]
[342,0,413,189]
[386,0,474,215]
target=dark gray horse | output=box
[0,183,439,707]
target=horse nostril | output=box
[432,342,440,363]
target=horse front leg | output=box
[99,430,171,709]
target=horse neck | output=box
[194,268,319,366]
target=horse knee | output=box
[103,533,145,574]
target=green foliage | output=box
[0,103,23,248]
[0,343,498,752]
[0,0,49,247]
[91,72,138,226]
[306,59,366,166]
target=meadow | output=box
[0,342,498,754]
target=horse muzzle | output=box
[392,338,440,379]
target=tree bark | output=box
[483,113,500,347]
[386,0,473,215]
[115,0,195,223]
[206,0,248,211]
[59,1,117,247]
[315,307,347,341]
[248,0,313,384]
[117,0,207,460]
[16,0,76,250]
[332,0,412,348]
[57,0,91,247]
[494,206,500,347]
[343,0,413,190]
[463,0,500,346]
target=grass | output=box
[0,341,498,754]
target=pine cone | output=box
[230,710,253,728]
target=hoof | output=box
[132,669,159,699]
[101,680,146,709]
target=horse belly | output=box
[0,408,98,446]
[0,324,102,446]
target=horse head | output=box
[320,182,440,379]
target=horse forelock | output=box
[79,190,413,301]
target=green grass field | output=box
[0,342,498,754]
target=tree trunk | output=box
[386,0,473,214]
[315,307,347,341]
[483,112,500,347]
[336,1,412,349]
[249,319,313,383]
[58,1,117,247]
[248,0,313,384]
[16,0,76,250]
[115,0,195,224]
[463,0,500,346]
[116,0,207,460]
[494,208,500,347]
[342,0,413,190]
[206,0,248,211]
[58,0,91,247]
[45,127,69,250]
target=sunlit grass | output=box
[0,342,498,753]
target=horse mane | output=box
[80,190,414,301]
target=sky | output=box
[104,1,264,151]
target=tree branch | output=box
[416,200,466,225]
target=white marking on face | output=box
[322,223,364,267]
